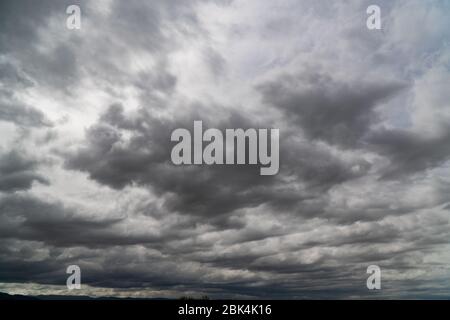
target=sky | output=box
[0,0,450,299]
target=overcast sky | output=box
[1,0,450,299]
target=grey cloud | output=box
[0,0,197,96]
[66,102,372,220]
[0,62,34,88]
[0,0,63,54]
[259,72,407,148]
[66,104,282,217]
[280,133,372,191]
[0,194,119,246]
[108,0,200,51]
[0,150,49,192]
[0,193,200,249]
[367,127,450,179]
[0,61,51,128]
[0,100,51,128]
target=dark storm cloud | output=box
[0,150,49,192]
[0,232,378,298]
[0,99,51,128]
[0,0,93,92]
[0,193,197,248]
[65,100,374,220]
[0,0,62,53]
[367,127,450,179]
[259,72,407,148]
[66,103,283,217]
[0,194,118,246]
[0,61,51,128]
[0,255,63,285]
[280,132,372,191]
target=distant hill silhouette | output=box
[0,292,39,300]
[0,291,168,300]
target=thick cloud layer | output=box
[0,0,450,298]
